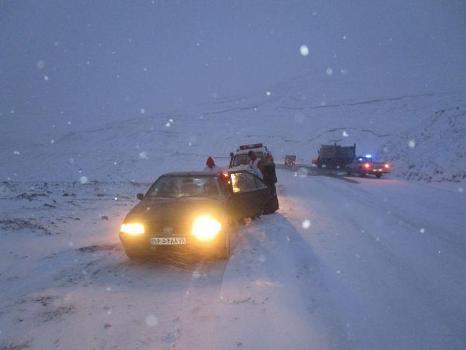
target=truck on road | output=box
[312,143,356,169]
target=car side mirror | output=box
[136,193,144,200]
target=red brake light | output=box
[384,163,390,169]
[364,163,371,169]
[218,171,229,180]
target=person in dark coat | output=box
[261,153,279,213]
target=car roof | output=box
[160,171,220,177]
[235,148,266,155]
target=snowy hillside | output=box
[1,0,466,184]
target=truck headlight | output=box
[120,223,145,236]
[192,215,221,241]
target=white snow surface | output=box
[1,172,465,349]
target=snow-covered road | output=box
[1,171,465,349]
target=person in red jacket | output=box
[204,156,220,172]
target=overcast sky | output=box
[1,0,465,128]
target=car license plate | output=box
[150,237,186,246]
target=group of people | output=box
[204,151,279,213]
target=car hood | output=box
[125,196,226,223]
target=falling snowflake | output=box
[143,67,148,71]
[420,228,426,233]
[10,109,15,114]
[297,167,308,177]
[67,121,72,125]
[79,176,89,184]
[258,255,266,263]
[140,108,145,114]
[299,45,309,56]
[302,219,311,229]
[44,75,49,81]
[326,67,333,76]
[312,11,317,16]
[165,122,171,127]
[408,140,416,148]
[169,118,174,123]
[458,187,463,193]
[114,197,118,201]
[145,315,158,327]
[139,151,148,159]
[342,35,347,40]
[340,68,349,75]
[342,130,349,137]
[68,241,74,247]
[13,150,21,155]
[36,60,45,69]
[50,139,55,144]
[266,91,271,96]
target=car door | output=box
[252,175,271,214]
[228,171,262,218]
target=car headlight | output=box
[120,223,145,236]
[192,215,221,241]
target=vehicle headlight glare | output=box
[120,223,145,236]
[192,216,221,241]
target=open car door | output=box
[228,171,270,218]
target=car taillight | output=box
[364,163,371,169]
[384,163,390,169]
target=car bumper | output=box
[119,232,227,255]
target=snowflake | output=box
[302,219,311,229]
[50,139,55,144]
[44,75,49,81]
[13,150,21,155]
[266,91,271,96]
[67,121,72,125]
[342,130,349,137]
[299,45,309,56]
[408,140,416,148]
[79,176,89,184]
[258,255,266,263]
[145,315,158,327]
[169,118,174,123]
[340,68,349,75]
[326,67,333,76]
[165,122,171,127]
[139,151,148,159]
[36,60,45,69]
[342,35,347,40]
[420,228,425,233]
[458,187,463,193]
[140,108,145,114]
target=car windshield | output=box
[232,152,264,166]
[146,176,220,198]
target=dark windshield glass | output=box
[146,176,220,198]
[232,152,264,166]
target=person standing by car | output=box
[247,151,263,178]
[261,153,279,213]
[204,156,220,172]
